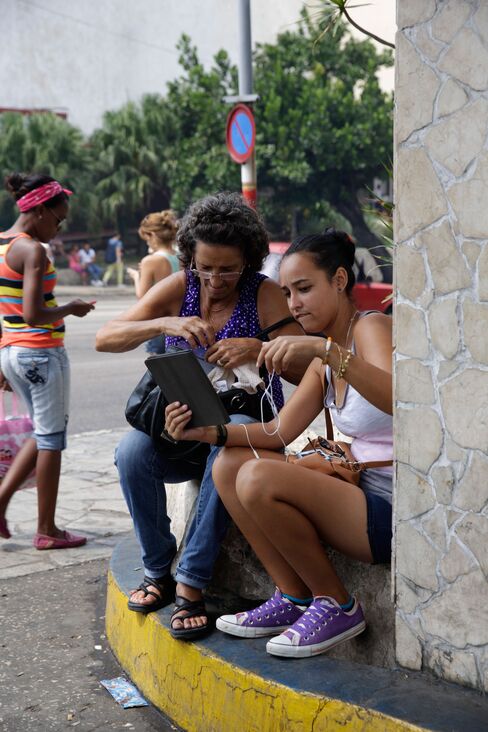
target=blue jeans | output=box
[115,414,255,589]
[0,346,70,450]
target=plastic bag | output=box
[0,391,36,490]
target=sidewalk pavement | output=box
[0,428,131,581]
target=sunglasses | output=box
[47,208,66,230]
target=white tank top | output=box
[324,312,393,500]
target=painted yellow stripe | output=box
[106,572,427,732]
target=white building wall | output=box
[1,0,305,133]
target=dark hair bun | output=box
[323,227,356,269]
[5,173,28,200]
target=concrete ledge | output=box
[106,535,488,732]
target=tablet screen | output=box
[145,350,230,428]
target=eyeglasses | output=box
[47,208,65,230]
[190,259,244,282]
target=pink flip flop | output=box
[33,530,87,550]
[0,516,11,539]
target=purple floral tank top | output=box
[166,270,284,409]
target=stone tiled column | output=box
[394,0,488,692]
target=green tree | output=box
[0,112,94,232]
[89,96,173,231]
[253,12,393,250]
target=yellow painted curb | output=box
[106,571,427,732]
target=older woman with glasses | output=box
[96,192,306,640]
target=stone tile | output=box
[454,451,488,512]
[395,149,447,243]
[397,0,436,29]
[421,571,488,646]
[395,246,426,300]
[396,615,422,670]
[462,241,480,269]
[440,369,488,450]
[396,35,439,142]
[439,538,475,583]
[395,463,435,520]
[426,647,479,688]
[420,221,471,295]
[473,4,488,45]
[396,359,434,404]
[449,152,488,237]
[446,438,465,462]
[436,79,468,119]
[396,575,433,614]
[428,298,460,359]
[425,99,488,177]
[396,408,443,473]
[437,360,459,381]
[455,514,488,577]
[396,521,439,591]
[431,0,472,44]
[395,304,429,358]
[421,506,448,552]
[431,465,455,505]
[415,25,444,62]
[439,29,488,90]
[479,244,488,301]
[463,300,488,364]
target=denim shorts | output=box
[0,346,70,450]
[365,492,392,564]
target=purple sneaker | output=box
[216,589,306,638]
[266,596,366,658]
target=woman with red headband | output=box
[0,173,95,549]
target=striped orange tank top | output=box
[0,234,65,348]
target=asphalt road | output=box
[0,559,178,731]
[64,295,145,435]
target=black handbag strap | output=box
[255,315,296,341]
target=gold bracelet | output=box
[322,336,333,365]
[336,349,353,380]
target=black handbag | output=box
[124,316,294,462]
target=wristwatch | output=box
[215,424,228,446]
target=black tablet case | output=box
[145,350,230,428]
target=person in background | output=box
[79,242,103,286]
[102,231,124,287]
[0,172,96,548]
[127,210,180,355]
[68,244,88,285]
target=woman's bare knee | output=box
[235,460,275,509]
[213,447,248,499]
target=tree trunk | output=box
[332,189,393,283]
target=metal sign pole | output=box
[238,0,257,207]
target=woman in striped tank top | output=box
[0,173,95,549]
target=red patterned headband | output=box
[17,181,73,213]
